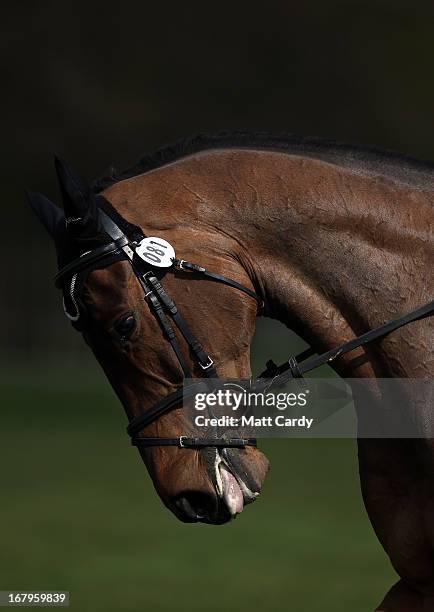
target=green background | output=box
[1,1,432,610]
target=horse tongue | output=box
[219,466,244,515]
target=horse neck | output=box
[236,154,432,378]
[104,149,433,377]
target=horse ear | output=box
[26,191,64,238]
[54,155,100,236]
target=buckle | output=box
[287,356,303,379]
[179,436,188,448]
[199,357,214,370]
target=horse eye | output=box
[114,314,136,340]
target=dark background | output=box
[1,2,433,610]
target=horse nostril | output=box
[174,491,218,523]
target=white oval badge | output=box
[135,237,176,268]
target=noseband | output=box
[55,199,434,451]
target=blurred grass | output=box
[0,321,396,611]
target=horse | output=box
[28,132,433,611]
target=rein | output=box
[55,201,434,450]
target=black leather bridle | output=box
[55,201,434,451]
[55,201,262,449]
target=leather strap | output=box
[261,299,434,389]
[174,259,263,308]
[127,383,210,437]
[140,278,192,377]
[132,436,257,448]
[144,273,218,377]
[54,237,128,288]
[259,347,316,379]
[99,209,132,241]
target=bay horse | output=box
[29,132,433,611]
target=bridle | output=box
[55,198,434,451]
[55,198,261,450]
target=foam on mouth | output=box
[218,464,244,516]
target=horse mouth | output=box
[183,452,258,525]
[215,455,259,519]
[169,445,269,525]
[172,452,260,524]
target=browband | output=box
[54,236,128,288]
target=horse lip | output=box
[230,469,260,504]
[214,451,259,507]
[224,448,261,498]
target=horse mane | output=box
[92,130,434,192]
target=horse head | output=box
[28,157,270,524]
